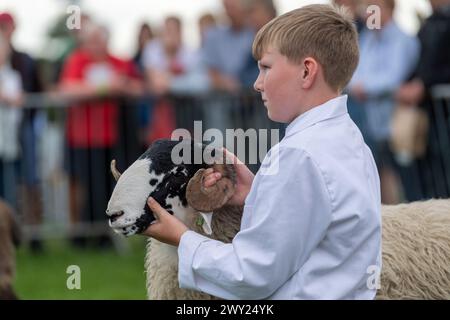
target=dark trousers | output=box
[65,147,116,223]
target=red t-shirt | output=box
[61,49,137,148]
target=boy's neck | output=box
[296,90,341,118]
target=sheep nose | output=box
[109,211,124,223]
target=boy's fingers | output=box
[204,168,221,177]
[145,222,164,238]
[204,178,216,187]
[203,173,222,187]
[221,147,242,165]
[147,197,167,220]
[221,148,234,164]
[203,169,215,179]
[148,221,163,233]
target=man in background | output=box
[0,12,43,252]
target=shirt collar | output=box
[285,95,348,138]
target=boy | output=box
[144,4,382,299]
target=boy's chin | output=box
[267,111,289,124]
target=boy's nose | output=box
[253,75,263,93]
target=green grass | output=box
[14,237,148,300]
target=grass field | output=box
[14,237,148,300]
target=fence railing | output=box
[420,85,450,198]
[1,87,449,245]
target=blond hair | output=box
[253,4,359,92]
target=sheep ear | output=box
[186,164,236,212]
[110,159,122,181]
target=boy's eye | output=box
[260,64,270,70]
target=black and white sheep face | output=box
[106,140,210,237]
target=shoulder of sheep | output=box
[144,204,243,300]
[145,238,221,300]
[210,205,243,243]
[378,199,450,299]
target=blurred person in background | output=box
[395,0,450,200]
[142,16,209,142]
[143,16,208,96]
[239,0,277,88]
[334,0,372,146]
[133,23,154,73]
[200,0,255,140]
[49,13,92,86]
[132,22,155,153]
[0,34,23,215]
[198,13,217,48]
[202,0,254,93]
[59,21,143,248]
[333,0,366,33]
[348,0,420,204]
[0,12,44,252]
[236,0,279,174]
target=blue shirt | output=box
[201,26,254,80]
[178,96,382,299]
[350,21,420,141]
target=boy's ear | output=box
[300,57,318,89]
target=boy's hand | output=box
[203,148,254,206]
[142,197,189,246]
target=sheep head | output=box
[106,139,236,237]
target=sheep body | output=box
[377,199,450,300]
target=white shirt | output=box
[0,64,23,161]
[178,95,382,300]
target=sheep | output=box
[0,199,21,300]
[377,199,450,300]
[108,139,450,300]
[107,139,242,299]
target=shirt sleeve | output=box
[178,147,333,299]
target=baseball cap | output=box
[0,12,15,27]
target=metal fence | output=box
[416,85,450,199]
